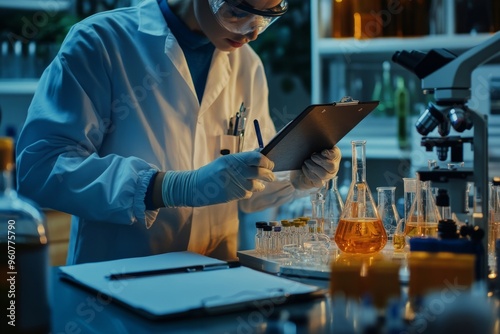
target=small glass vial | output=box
[261,225,273,257]
[334,141,387,254]
[254,221,267,254]
[271,225,282,255]
[280,220,291,245]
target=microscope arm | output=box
[422,31,500,103]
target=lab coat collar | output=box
[137,0,232,115]
[138,0,169,36]
[200,50,230,114]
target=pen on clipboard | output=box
[106,261,241,280]
[253,119,264,149]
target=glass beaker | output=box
[377,186,400,242]
[320,176,344,239]
[405,179,441,238]
[334,141,387,254]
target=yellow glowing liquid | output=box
[392,234,406,251]
[334,218,387,254]
[404,222,438,238]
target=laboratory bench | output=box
[48,266,332,334]
[47,248,500,334]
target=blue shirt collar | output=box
[157,0,211,50]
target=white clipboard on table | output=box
[58,251,321,320]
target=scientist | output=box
[16,0,341,264]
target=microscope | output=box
[392,31,500,272]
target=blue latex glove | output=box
[291,146,341,190]
[162,151,275,207]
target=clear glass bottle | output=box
[321,176,344,239]
[334,141,387,254]
[0,137,50,333]
[377,186,400,242]
[395,76,410,150]
[311,192,325,234]
[372,61,394,116]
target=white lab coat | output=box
[16,0,299,264]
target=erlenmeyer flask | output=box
[405,179,441,238]
[320,176,344,239]
[335,141,387,254]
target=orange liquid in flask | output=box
[335,218,387,254]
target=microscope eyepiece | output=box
[392,49,457,79]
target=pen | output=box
[253,119,264,149]
[227,116,234,135]
[233,111,240,136]
[107,261,241,280]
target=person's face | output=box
[194,0,284,51]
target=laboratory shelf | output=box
[0,0,71,11]
[316,33,493,56]
[0,79,38,95]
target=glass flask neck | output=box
[325,176,340,192]
[351,141,367,183]
[331,176,339,190]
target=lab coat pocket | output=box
[219,134,240,155]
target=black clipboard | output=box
[261,98,379,171]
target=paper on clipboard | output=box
[261,98,379,171]
[58,251,320,320]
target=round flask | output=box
[334,141,387,254]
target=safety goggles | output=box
[208,0,288,35]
